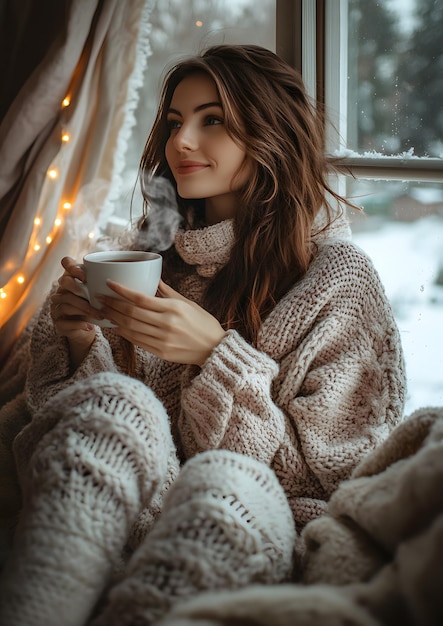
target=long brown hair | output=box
[139,44,351,343]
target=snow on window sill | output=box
[332,149,443,182]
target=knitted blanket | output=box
[159,405,443,626]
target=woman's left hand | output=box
[99,279,227,366]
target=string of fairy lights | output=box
[0,16,208,321]
[1,19,208,321]
[0,94,96,323]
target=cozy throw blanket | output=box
[159,405,443,626]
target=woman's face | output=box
[165,73,248,225]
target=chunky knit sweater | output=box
[0,207,406,543]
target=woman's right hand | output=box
[50,256,103,367]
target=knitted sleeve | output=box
[178,331,286,464]
[25,285,121,416]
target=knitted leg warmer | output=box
[0,372,179,626]
[92,449,296,626]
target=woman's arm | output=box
[25,284,119,416]
[178,330,286,465]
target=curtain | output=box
[0,0,154,367]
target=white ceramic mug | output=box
[79,250,162,327]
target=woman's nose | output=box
[173,123,198,151]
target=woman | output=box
[0,45,406,626]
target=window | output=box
[319,0,443,413]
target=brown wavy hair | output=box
[139,44,352,343]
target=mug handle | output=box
[74,267,114,327]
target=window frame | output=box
[276,0,443,183]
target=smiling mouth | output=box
[176,164,209,175]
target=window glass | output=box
[347,0,443,158]
[347,177,443,413]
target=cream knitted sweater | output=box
[0,208,406,539]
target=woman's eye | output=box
[205,115,223,126]
[167,119,181,131]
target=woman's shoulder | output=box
[310,207,380,285]
[260,239,390,338]
[258,238,397,358]
[314,237,379,276]
[301,237,385,300]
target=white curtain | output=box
[0,0,154,366]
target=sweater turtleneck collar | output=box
[174,219,235,278]
[173,205,351,278]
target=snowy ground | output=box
[352,215,443,416]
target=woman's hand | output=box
[50,256,103,367]
[99,279,227,366]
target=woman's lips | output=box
[176,162,209,175]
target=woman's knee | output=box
[160,450,296,582]
[165,449,291,512]
[15,373,176,500]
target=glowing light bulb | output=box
[34,217,42,226]
[63,202,72,210]
[47,168,58,180]
[0,289,6,299]
[88,231,95,239]
[54,218,62,226]
[46,236,52,244]
[17,275,25,284]
[196,20,203,27]
[62,97,70,107]
[34,244,41,251]
[61,132,70,143]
